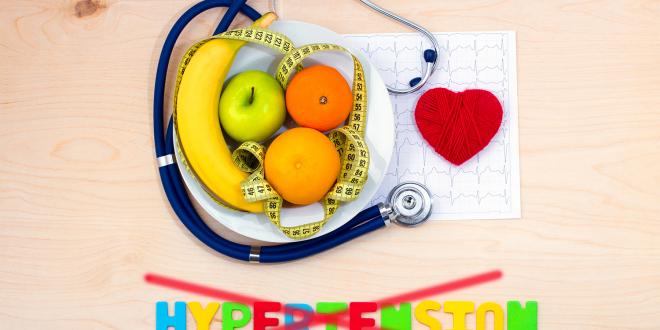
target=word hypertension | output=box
[156,300,538,330]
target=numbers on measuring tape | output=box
[176,27,370,239]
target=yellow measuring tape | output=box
[180,27,370,239]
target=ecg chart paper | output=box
[344,31,520,220]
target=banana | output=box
[174,13,277,213]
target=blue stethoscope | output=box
[154,0,438,263]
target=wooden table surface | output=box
[2,0,660,329]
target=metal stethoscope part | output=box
[359,0,439,94]
[154,0,436,263]
[246,182,433,263]
[385,182,433,226]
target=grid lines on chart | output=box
[344,31,520,220]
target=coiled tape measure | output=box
[174,27,370,239]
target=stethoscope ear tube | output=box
[358,0,440,94]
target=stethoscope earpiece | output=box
[409,77,422,88]
[409,48,437,87]
[424,49,438,63]
[359,0,440,94]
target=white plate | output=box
[174,20,394,243]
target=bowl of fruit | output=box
[173,15,394,243]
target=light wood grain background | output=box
[2,0,660,329]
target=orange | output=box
[285,65,353,131]
[265,127,340,205]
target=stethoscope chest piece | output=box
[387,182,433,226]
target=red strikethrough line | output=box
[145,269,502,330]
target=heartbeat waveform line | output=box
[432,190,511,206]
[360,44,423,57]
[345,31,518,218]
[373,65,422,75]
[423,164,510,186]
[476,42,504,53]
[358,38,505,58]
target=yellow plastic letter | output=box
[188,302,220,330]
[444,301,474,330]
[476,302,503,330]
[414,300,442,330]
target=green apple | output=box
[219,70,286,142]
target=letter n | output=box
[507,301,537,330]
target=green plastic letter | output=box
[222,302,252,330]
[507,301,538,330]
[381,303,412,330]
[316,302,348,330]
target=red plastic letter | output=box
[254,301,282,330]
[350,302,378,330]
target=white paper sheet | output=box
[343,31,520,220]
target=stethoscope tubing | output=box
[261,203,384,254]
[154,0,260,160]
[154,0,388,262]
[155,0,261,262]
[163,115,387,262]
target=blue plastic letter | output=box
[284,303,314,330]
[156,301,187,330]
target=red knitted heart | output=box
[414,88,503,166]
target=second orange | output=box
[285,65,353,132]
